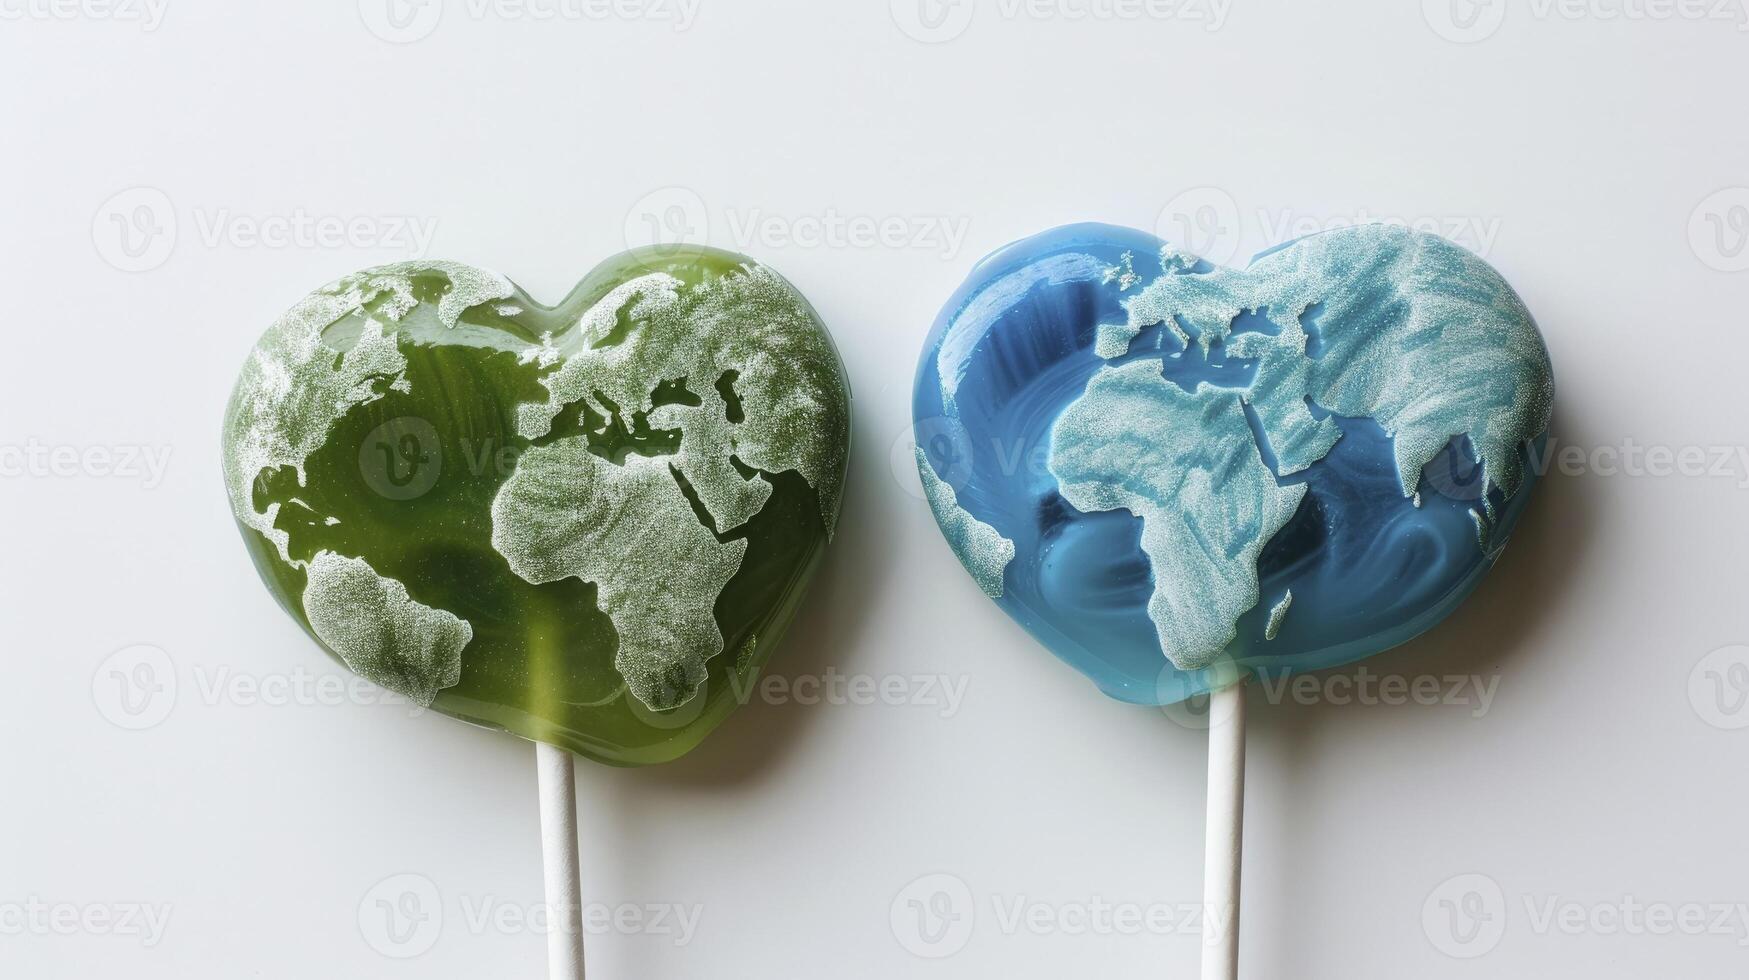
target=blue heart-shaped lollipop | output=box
[913,223,1554,704]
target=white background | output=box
[3,1,1748,977]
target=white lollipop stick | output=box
[1201,679,1247,980]
[536,742,586,980]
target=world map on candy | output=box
[913,223,1555,704]
[221,248,850,766]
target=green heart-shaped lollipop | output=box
[222,248,850,766]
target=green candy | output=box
[221,247,851,766]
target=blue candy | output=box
[913,223,1554,704]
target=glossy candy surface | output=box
[913,223,1553,704]
[223,247,850,766]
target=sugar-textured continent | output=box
[1049,361,1306,670]
[302,550,473,707]
[515,266,849,535]
[915,446,1015,598]
[1111,229,1553,507]
[490,440,748,711]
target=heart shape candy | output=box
[222,247,850,766]
[912,223,1553,704]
